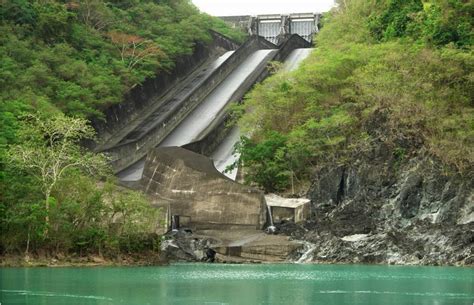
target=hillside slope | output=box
[0,0,244,259]
[237,0,473,265]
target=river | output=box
[1,264,473,305]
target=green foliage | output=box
[233,133,291,192]
[0,0,244,119]
[1,171,160,255]
[1,114,159,256]
[366,0,473,47]
[368,0,424,41]
[34,2,74,43]
[0,0,38,26]
[203,16,247,43]
[237,0,473,192]
[0,0,241,257]
[420,0,473,48]
[4,114,108,247]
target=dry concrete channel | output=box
[95,31,315,262]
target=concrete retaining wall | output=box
[273,34,312,61]
[142,147,266,229]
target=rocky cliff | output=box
[287,142,474,266]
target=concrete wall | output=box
[294,202,310,223]
[271,202,310,223]
[209,30,244,49]
[182,113,231,157]
[92,31,240,150]
[104,36,276,173]
[273,34,312,61]
[220,16,252,33]
[141,147,266,230]
[272,207,295,223]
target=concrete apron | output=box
[195,229,303,262]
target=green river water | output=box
[1,264,473,305]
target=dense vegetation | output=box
[2,113,161,258]
[236,0,473,192]
[0,0,244,259]
[0,0,245,119]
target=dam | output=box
[92,19,317,261]
[221,13,321,44]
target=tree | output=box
[368,0,423,41]
[232,133,291,192]
[7,114,109,236]
[67,0,114,31]
[108,31,165,71]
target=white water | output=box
[265,204,277,233]
[296,241,317,263]
[118,50,277,181]
[283,48,313,72]
[210,48,314,179]
[160,49,276,147]
[210,126,241,180]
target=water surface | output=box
[1,264,473,305]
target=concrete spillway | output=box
[210,48,314,179]
[283,48,314,72]
[117,51,235,146]
[210,126,241,180]
[160,49,277,147]
[118,49,277,182]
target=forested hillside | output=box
[236,0,473,192]
[0,0,244,120]
[0,0,244,261]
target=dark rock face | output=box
[303,148,474,266]
[398,174,423,219]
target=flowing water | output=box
[118,49,277,182]
[210,48,314,179]
[117,48,312,181]
[283,48,313,72]
[1,264,473,305]
[296,242,317,264]
[159,49,277,148]
[209,126,241,180]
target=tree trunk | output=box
[44,191,50,237]
[25,226,31,256]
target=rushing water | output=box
[210,48,314,180]
[1,264,473,305]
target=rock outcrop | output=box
[299,147,474,265]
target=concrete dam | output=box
[92,20,317,261]
[221,13,321,44]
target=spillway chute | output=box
[115,34,314,183]
[210,47,314,180]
